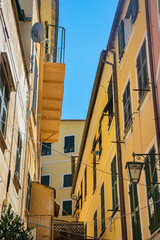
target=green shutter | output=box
[32,59,38,114]
[158,0,160,15]
[118,20,125,59]
[131,0,139,23]
[94,211,97,238]
[85,167,87,197]
[15,131,22,178]
[101,183,105,231]
[93,154,96,192]
[26,173,31,211]
[111,156,118,210]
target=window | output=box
[111,156,118,210]
[84,222,87,239]
[62,200,72,216]
[158,0,160,16]
[63,174,72,188]
[81,180,83,209]
[32,58,38,114]
[129,183,142,240]
[118,0,139,59]
[26,173,31,211]
[123,81,132,131]
[103,77,113,129]
[84,167,87,198]
[93,153,96,193]
[136,40,149,101]
[94,210,97,238]
[41,142,52,156]
[41,175,50,186]
[0,56,10,137]
[15,131,22,179]
[101,182,105,231]
[144,146,160,234]
[64,135,75,153]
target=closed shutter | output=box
[84,167,87,198]
[26,173,31,211]
[101,183,105,231]
[81,180,83,209]
[118,20,125,58]
[84,222,87,239]
[94,211,97,238]
[15,131,22,178]
[131,0,139,23]
[93,154,96,192]
[32,59,38,114]
[111,156,118,210]
[129,184,142,240]
[158,0,160,15]
[41,175,50,186]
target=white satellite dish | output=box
[31,22,44,43]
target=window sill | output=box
[13,172,21,194]
[0,128,7,153]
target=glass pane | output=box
[63,174,72,187]
[41,175,50,186]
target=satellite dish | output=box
[31,22,44,43]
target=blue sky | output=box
[59,0,119,119]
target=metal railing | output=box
[44,23,65,64]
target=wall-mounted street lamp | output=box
[125,152,160,184]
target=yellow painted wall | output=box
[41,120,85,219]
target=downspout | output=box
[102,49,127,240]
[145,0,160,155]
[20,86,31,216]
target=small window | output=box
[41,143,52,156]
[123,81,132,131]
[64,135,75,153]
[15,131,22,179]
[93,210,97,238]
[101,183,105,231]
[26,173,31,211]
[41,175,50,186]
[136,40,149,101]
[111,156,118,210]
[62,200,72,216]
[32,58,38,114]
[63,174,72,188]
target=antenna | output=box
[29,22,45,73]
[31,22,44,43]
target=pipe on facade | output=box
[20,86,31,216]
[102,49,127,240]
[145,0,160,156]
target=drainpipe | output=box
[6,81,19,199]
[102,49,127,240]
[20,86,31,216]
[145,0,160,155]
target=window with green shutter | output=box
[129,183,142,240]
[144,146,160,234]
[93,154,96,193]
[93,210,97,238]
[131,0,139,23]
[118,20,125,59]
[84,167,87,198]
[15,131,22,179]
[136,40,149,101]
[123,81,132,132]
[111,156,118,210]
[101,182,105,231]
[26,173,31,211]
[64,135,75,153]
[62,200,72,216]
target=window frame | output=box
[41,174,51,187]
[62,173,72,188]
[41,142,52,156]
[111,156,118,211]
[63,135,75,153]
[62,199,73,216]
[122,80,132,132]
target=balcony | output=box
[38,24,65,143]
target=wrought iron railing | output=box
[44,22,65,64]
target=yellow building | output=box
[0,0,65,238]
[72,0,160,240]
[41,119,85,220]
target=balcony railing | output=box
[44,23,65,64]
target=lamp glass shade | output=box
[125,161,144,184]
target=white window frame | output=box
[41,173,51,186]
[61,199,73,216]
[62,173,72,188]
[63,134,76,153]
